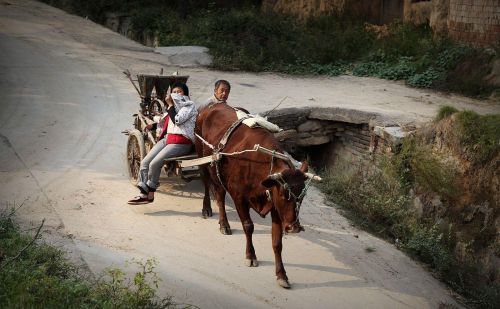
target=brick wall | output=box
[448,0,500,46]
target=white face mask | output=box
[170,93,184,101]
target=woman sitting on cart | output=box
[128,82,196,205]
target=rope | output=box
[269,150,275,175]
[195,133,214,149]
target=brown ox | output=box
[195,103,310,288]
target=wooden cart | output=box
[123,69,199,185]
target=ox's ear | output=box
[261,177,278,188]
[300,161,309,173]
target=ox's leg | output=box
[200,167,213,218]
[214,187,231,235]
[271,208,290,288]
[235,201,258,267]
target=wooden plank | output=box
[164,153,198,162]
[179,154,220,168]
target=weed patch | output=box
[319,144,498,307]
[436,105,459,121]
[454,111,500,164]
[0,209,176,308]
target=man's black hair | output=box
[214,79,231,91]
[171,82,189,96]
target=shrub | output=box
[0,209,174,308]
[389,136,460,199]
[352,62,388,77]
[404,225,453,274]
[319,151,499,308]
[378,22,433,60]
[320,157,412,239]
[407,67,445,88]
[378,57,417,80]
[42,1,497,97]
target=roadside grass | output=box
[0,209,177,308]
[318,125,500,308]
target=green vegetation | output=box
[321,157,499,308]
[455,111,500,164]
[40,0,498,98]
[0,209,176,308]
[390,138,459,199]
[434,107,499,164]
[319,116,499,308]
[436,105,459,121]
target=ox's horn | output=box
[268,173,282,180]
[305,173,322,182]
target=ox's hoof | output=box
[219,226,232,235]
[202,208,213,218]
[277,278,291,289]
[244,259,259,267]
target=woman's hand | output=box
[144,123,154,132]
[165,94,174,108]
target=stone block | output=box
[309,107,377,124]
[350,135,371,147]
[297,135,331,146]
[298,132,312,138]
[274,129,298,141]
[312,130,327,137]
[373,126,405,145]
[297,120,323,132]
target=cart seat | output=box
[164,151,198,162]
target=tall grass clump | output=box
[392,138,459,199]
[320,157,412,239]
[436,105,459,121]
[454,110,500,164]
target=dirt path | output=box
[2,1,497,308]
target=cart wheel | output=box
[127,129,146,186]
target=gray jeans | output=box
[138,137,192,193]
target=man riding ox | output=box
[195,103,319,288]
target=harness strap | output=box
[215,159,229,192]
[195,133,214,149]
[217,116,250,151]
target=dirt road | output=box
[2,1,497,308]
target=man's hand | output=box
[144,123,154,132]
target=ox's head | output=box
[261,162,311,234]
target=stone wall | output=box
[263,0,500,46]
[104,12,158,47]
[404,0,432,25]
[261,0,345,19]
[448,0,500,46]
[267,107,404,167]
